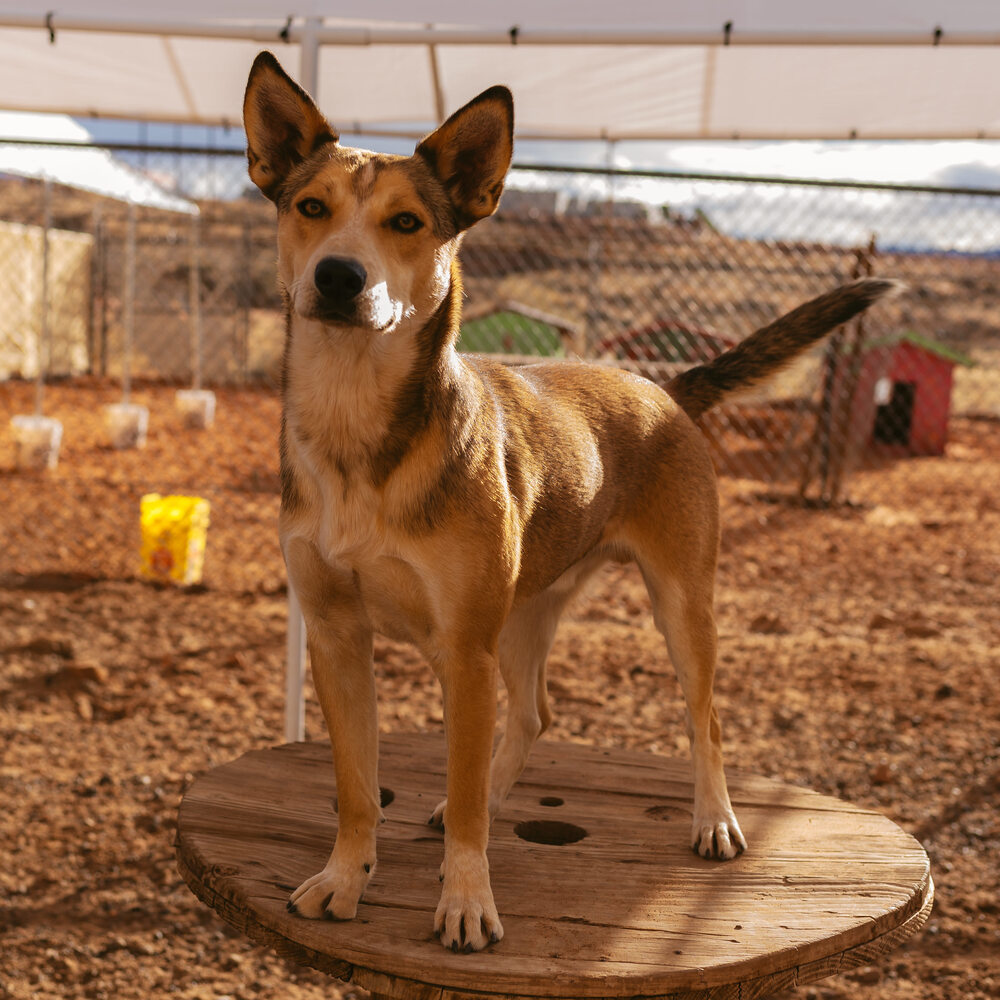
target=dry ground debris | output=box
[1,380,998,999]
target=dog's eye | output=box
[297,198,327,219]
[390,212,423,233]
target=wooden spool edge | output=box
[175,839,933,1000]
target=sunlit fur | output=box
[243,50,896,954]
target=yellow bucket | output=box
[139,494,210,585]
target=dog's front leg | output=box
[284,540,381,921]
[434,647,504,952]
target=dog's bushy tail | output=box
[666,278,900,420]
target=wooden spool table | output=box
[176,733,932,1000]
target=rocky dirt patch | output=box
[1,379,998,1000]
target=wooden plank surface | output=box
[176,733,932,1000]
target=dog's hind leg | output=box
[637,551,747,861]
[489,594,562,818]
[427,589,561,827]
[428,561,603,828]
[284,540,382,921]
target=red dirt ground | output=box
[1,378,998,1000]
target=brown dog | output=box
[243,51,895,953]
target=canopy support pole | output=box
[282,14,321,745]
[299,16,321,96]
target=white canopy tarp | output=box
[0,3,999,140]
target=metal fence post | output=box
[189,212,204,388]
[285,585,307,743]
[34,176,52,415]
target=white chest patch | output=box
[316,475,384,565]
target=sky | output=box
[506,137,1000,251]
[5,112,1000,251]
[74,114,1000,190]
[606,139,1000,191]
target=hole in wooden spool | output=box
[539,796,564,807]
[644,803,691,822]
[514,820,587,846]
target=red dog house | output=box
[836,332,972,457]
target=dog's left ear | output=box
[243,51,339,202]
[416,86,513,231]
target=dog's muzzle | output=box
[313,256,367,320]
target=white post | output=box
[123,199,136,404]
[299,16,321,95]
[285,584,308,743]
[189,212,203,389]
[34,176,52,415]
[282,13,321,744]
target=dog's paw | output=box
[692,811,747,860]
[427,798,446,829]
[433,852,503,952]
[434,888,504,953]
[287,856,374,921]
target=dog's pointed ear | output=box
[243,51,338,202]
[416,86,513,230]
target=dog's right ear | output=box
[243,51,338,202]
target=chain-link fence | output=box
[2,143,998,508]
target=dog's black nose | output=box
[314,256,366,305]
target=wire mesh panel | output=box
[462,172,999,504]
[1,147,997,508]
[92,205,281,387]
